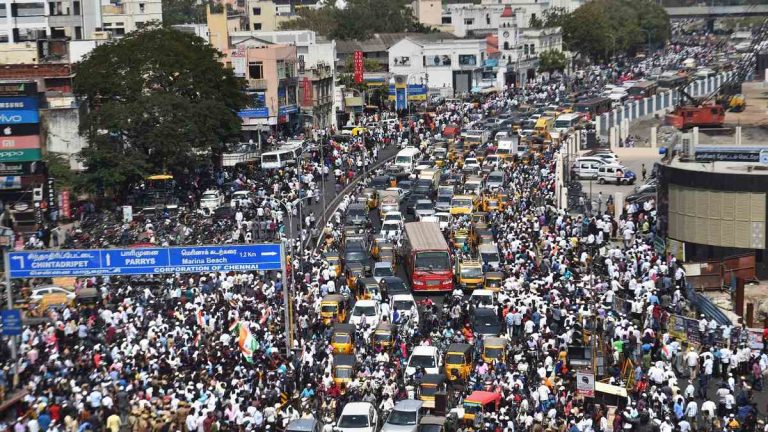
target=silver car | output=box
[381,400,423,432]
[414,199,435,221]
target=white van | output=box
[394,147,422,173]
[572,157,607,180]
[406,345,441,376]
[261,145,302,169]
[478,244,501,270]
[496,137,518,158]
[337,402,380,432]
[597,163,635,185]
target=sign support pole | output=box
[281,240,292,355]
[3,248,18,390]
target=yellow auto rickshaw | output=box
[27,292,73,318]
[418,374,449,409]
[483,272,504,291]
[372,321,395,350]
[356,277,380,301]
[333,354,356,385]
[345,262,365,289]
[331,323,356,354]
[320,294,346,325]
[362,188,379,209]
[452,228,470,250]
[444,343,473,381]
[482,337,508,365]
[325,251,342,278]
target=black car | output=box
[472,309,501,337]
[347,203,370,226]
[213,205,235,220]
[344,239,372,275]
[370,175,391,190]
[625,191,655,204]
[413,179,434,197]
[379,276,409,300]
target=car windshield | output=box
[461,267,483,277]
[346,251,366,262]
[481,252,499,263]
[485,347,503,359]
[336,368,354,379]
[354,306,377,316]
[262,154,278,163]
[452,198,472,207]
[374,267,393,277]
[463,403,482,414]
[475,314,498,326]
[393,300,413,311]
[338,415,369,428]
[332,334,351,344]
[415,252,450,270]
[321,304,337,313]
[201,194,217,200]
[384,214,402,221]
[416,202,433,210]
[446,353,465,364]
[410,355,436,368]
[382,223,400,231]
[396,156,412,164]
[349,208,367,218]
[489,175,503,183]
[387,410,417,426]
[420,384,438,396]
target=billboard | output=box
[353,51,364,84]
[0,110,39,124]
[0,96,39,111]
[394,75,407,111]
[0,135,41,149]
[0,149,42,162]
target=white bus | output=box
[261,145,302,169]
[553,113,582,133]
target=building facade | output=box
[0,0,161,43]
[443,4,505,38]
[411,0,442,27]
[388,36,486,96]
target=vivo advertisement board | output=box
[0,110,40,125]
[0,96,39,111]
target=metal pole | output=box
[320,137,327,221]
[281,238,291,355]
[3,250,17,366]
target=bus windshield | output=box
[415,251,450,270]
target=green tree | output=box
[562,0,670,61]
[538,49,568,73]
[281,0,431,40]
[74,26,246,197]
[162,0,206,25]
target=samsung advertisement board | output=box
[0,96,39,111]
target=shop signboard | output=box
[0,148,42,162]
[0,135,41,149]
[0,110,39,125]
[0,96,39,110]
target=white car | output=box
[30,285,75,302]
[199,189,224,211]
[383,211,404,225]
[230,190,253,209]
[349,300,381,328]
[463,158,480,171]
[391,294,419,325]
[379,220,403,241]
[434,212,451,230]
[372,261,395,283]
[406,345,441,376]
[414,200,436,221]
[469,289,495,309]
[337,402,380,432]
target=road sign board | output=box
[1,309,22,335]
[8,244,282,278]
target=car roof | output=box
[355,300,378,306]
[333,323,356,333]
[393,399,424,412]
[473,308,496,317]
[287,419,318,431]
[341,402,374,414]
[412,345,438,355]
[335,354,356,365]
[420,374,446,384]
[391,294,415,301]
[374,261,393,267]
[471,289,493,296]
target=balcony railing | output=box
[247,78,268,89]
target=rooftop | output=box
[335,32,457,53]
[668,157,768,175]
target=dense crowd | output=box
[2,48,766,432]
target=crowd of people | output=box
[1,46,766,432]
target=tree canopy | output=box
[558,0,670,61]
[73,26,246,196]
[538,49,568,74]
[162,0,206,25]
[280,0,432,40]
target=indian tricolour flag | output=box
[196,310,205,327]
[237,322,258,363]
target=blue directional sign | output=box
[8,244,283,278]
[1,310,22,336]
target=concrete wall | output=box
[0,42,39,63]
[41,107,87,170]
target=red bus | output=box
[402,222,454,292]
[626,81,658,100]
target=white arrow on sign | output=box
[105,253,111,267]
[261,252,278,257]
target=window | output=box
[442,16,451,24]
[252,7,260,15]
[530,44,535,55]
[464,18,474,25]
[253,23,261,30]
[485,13,490,25]
[523,44,529,55]
[73,1,80,14]
[139,2,144,12]
[248,61,264,79]
[503,42,509,50]
[0,4,5,17]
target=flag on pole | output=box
[228,319,240,333]
[238,322,257,363]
